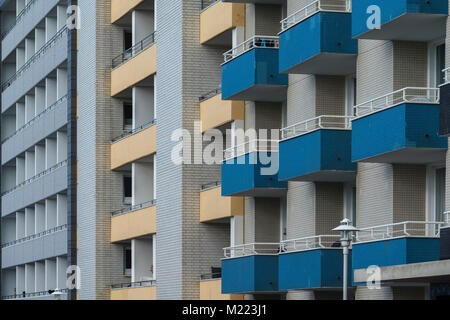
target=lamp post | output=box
[333,218,359,301]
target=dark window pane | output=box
[124,176,132,198]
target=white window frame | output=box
[428,38,445,88]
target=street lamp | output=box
[51,288,63,301]
[333,218,359,301]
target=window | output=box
[123,176,132,205]
[124,247,132,276]
[124,31,132,51]
[123,102,132,130]
[435,43,445,86]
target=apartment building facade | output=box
[1,0,450,301]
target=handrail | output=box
[111,200,157,217]
[223,243,281,258]
[2,288,68,300]
[199,86,221,102]
[201,0,219,11]
[200,181,221,192]
[443,211,450,225]
[1,0,38,39]
[1,224,68,249]
[280,115,353,140]
[111,280,156,290]
[2,95,68,143]
[1,26,68,92]
[355,221,445,243]
[281,235,341,253]
[353,87,440,118]
[443,67,450,85]
[1,160,68,197]
[223,139,279,161]
[281,0,352,31]
[111,119,156,144]
[223,36,279,63]
[112,31,156,69]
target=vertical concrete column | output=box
[45,259,57,291]
[24,95,35,123]
[132,161,154,205]
[16,265,25,294]
[230,216,244,250]
[132,238,153,282]
[35,144,45,174]
[56,5,68,30]
[35,86,45,114]
[56,256,67,289]
[133,86,155,128]
[24,207,35,236]
[56,131,68,163]
[35,261,45,292]
[16,212,25,239]
[286,290,315,300]
[45,78,57,106]
[35,28,46,52]
[45,199,57,229]
[35,203,46,233]
[45,16,57,42]
[45,137,57,169]
[57,194,67,226]
[25,263,35,293]
[132,9,155,44]
[355,286,393,300]
[24,38,35,61]
[16,102,25,129]
[56,68,68,99]
[16,46,25,71]
[25,150,35,179]
[16,157,25,184]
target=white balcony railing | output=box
[280,115,353,140]
[443,211,450,225]
[223,36,279,63]
[443,67,450,85]
[353,87,440,118]
[224,139,279,161]
[223,243,281,258]
[281,0,352,31]
[281,235,341,253]
[355,221,445,243]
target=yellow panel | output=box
[200,2,245,44]
[200,280,243,300]
[200,186,243,223]
[111,44,157,96]
[200,94,244,133]
[111,0,144,24]
[111,124,157,170]
[111,205,156,243]
[110,286,156,300]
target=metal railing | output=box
[443,67,450,85]
[281,0,352,31]
[200,273,222,281]
[1,224,68,249]
[1,160,68,197]
[1,26,68,92]
[112,31,156,69]
[223,36,279,63]
[280,115,353,140]
[200,181,221,192]
[111,280,156,290]
[2,288,68,300]
[224,243,281,258]
[2,95,68,144]
[443,211,450,225]
[111,119,156,144]
[224,139,279,161]
[355,221,445,243]
[281,235,341,253]
[354,87,440,117]
[1,0,38,39]
[111,200,157,217]
[201,0,219,11]
[199,86,221,102]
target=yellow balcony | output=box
[111,122,156,170]
[111,37,157,96]
[200,184,243,223]
[111,0,144,24]
[111,202,156,243]
[200,93,244,133]
[110,282,156,300]
[200,279,243,300]
[200,1,245,45]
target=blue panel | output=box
[222,48,288,100]
[221,152,287,196]
[278,249,351,290]
[352,0,448,38]
[279,130,356,181]
[222,255,278,294]
[279,12,356,73]
[352,237,441,274]
[352,103,447,162]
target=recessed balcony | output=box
[221,243,280,294]
[221,36,288,102]
[200,183,243,223]
[199,89,245,133]
[200,1,245,45]
[279,116,356,182]
[278,0,356,75]
[352,87,447,164]
[221,140,287,197]
[352,0,448,41]
[110,280,156,300]
[110,121,157,170]
[111,0,145,24]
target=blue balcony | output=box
[279,236,351,290]
[279,116,356,182]
[222,244,279,294]
[222,36,288,102]
[352,222,442,285]
[440,72,450,136]
[222,141,287,197]
[279,2,356,75]
[352,0,447,41]
[352,88,447,164]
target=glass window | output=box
[123,102,132,130]
[436,43,445,86]
[435,168,446,222]
[123,176,132,198]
